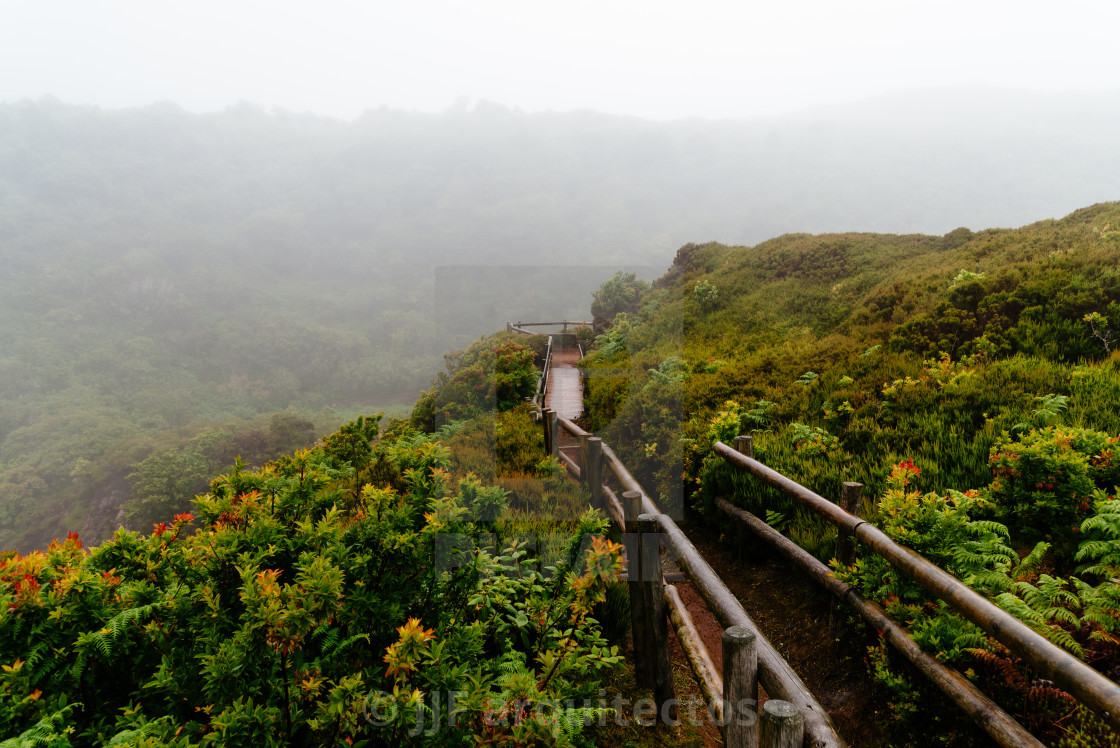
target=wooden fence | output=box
[507,320,592,335]
[712,436,1120,743]
[544,412,842,748]
[528,339,1120,745]
[530,335,553,409]
[539,419,1120,746]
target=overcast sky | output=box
[3,0,1119,121]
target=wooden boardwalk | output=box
[544,346,583,421]
[544,340,584,464]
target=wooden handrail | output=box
[714,440,1120,731]
[550,414,841,744]
[511,320,593,328]
[717,498,1045,748]
[531,335,553,408]
[665,584,723,722]
[557,416,589,438]
[654,512,843,747]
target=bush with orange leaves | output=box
[0,416,623,746]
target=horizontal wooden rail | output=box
[600,443,661,517]
[654,513,842,747]
[510,320,593,328]
[717,498,1045,748]
[665,584,723,722]
[599,486,625,530]
[714,440,1120,731]
[549,415,839,744]
[558,451,581,479]
[557,416,589,439]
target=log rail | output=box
[550,415,842,747]
[714,436,1120,743]
[524,318,1120,745]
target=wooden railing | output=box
[530,335,553,409]
[507,319,592,335]
[545,412,844,748]
[530,328,1120,745]
[714,435,1120,745]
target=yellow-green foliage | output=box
[0,417,623,746]
[577,203,1120,744]
[585,202,1120,538]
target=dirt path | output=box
[659,517,894,746]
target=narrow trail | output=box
[661,520,893,746]
[544,345,583,421]
[546,341,585,465]
[539,345,988,748]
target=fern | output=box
[0,704,78,748]
[742,400,776,432]
[106,715,174,746]
[968,647,1025,688]
[1012,393,1069,433]
[71,602,162,680]
[554,706,613,740]
[1072,576,1120,636]
[1014,576,1080,616]
[1012,541,1050,580]
[950,518,1017,593]
[1076,495,1120,576]
[765,510,790,533]
[995,579,1086,658]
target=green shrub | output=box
[986,426,1119,554]
[0,419,623,746]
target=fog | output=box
[2,1,1120,549]
[5,1,1120,121]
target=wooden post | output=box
[734,434,754,459]
[721,625,759,747]
[578,435,590,486]
[586,437,603,510]
[831,482,863,635]
[638,513,676,724]
[622,491,652,690]
[542,409,553,456]
[761,700,803,748]
[835,482,863,567]
[732,435,756,563]
[548,411,559,460]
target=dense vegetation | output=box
[581,202,1120,745]
[4,92,1120,552]
[0,398,628,745]
[4,89,1120,742]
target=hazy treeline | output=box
[0,90,1117,550]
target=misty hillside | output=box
[581,201,1120,519]
[1,90,1118,552]
[567,201,1120,747]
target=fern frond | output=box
[1012,542,1050,580]
[965,520,1011,539]
[1044,607,1080,627]
[1043,628,1084,658]
[0,703,78,747]
[1025,683,1077,710]
[952,632,992,651]
[968,648,1025,687]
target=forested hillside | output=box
[5,187,1120,742]
[3,90,1119,553]
[580,201,1120,745]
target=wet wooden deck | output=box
[545,346,583,421]
[545,341,584,463]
